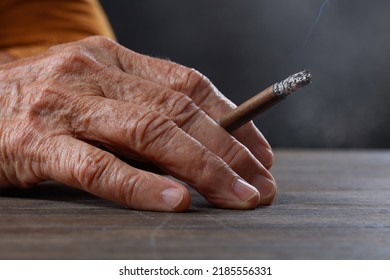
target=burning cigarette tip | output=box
[273,69,312,97]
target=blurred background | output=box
[100,0,390,148]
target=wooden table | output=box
[1,150,390,259]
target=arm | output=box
[0,0,115,58]
[0,52,16,65]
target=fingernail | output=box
[264,148,274,168]
[251,129,274,167]
[233,179,259,202]
[161,188,183,209]
[253,147,274,169]
[250,174,276,200]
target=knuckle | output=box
[130,111,176,154]
[163,91,202,128]
[195,151,230,191]
[170,67,209,94]
[84,35,115,48]
[34,80,64,104]
[0,127,43,187]
[121,173,148,207]
[49,45,102,77]
[56,45,87,66]
[75,150,113,189]
[26,81,75,132]
[220,141,248,167]
[170,67,217,109]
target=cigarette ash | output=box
[273,70,312,97]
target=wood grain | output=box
[1,150,390,259]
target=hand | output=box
[0,36,276,212]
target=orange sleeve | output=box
[0,0,116,58]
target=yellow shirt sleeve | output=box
[0,0,115,58]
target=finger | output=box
[100,144,166,175]
[113,46,274,168]
[39,135,191,212]
[97,70,276,204]
[70,97,260,209]
[231,122,274,170]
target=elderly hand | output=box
[0,36,276,212]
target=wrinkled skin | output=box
[0,36,276,212]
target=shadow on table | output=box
[0,182,215,213]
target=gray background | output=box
[100,0,390,148]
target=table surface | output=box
[1,150,390,260]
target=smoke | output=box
[302,0,331,49]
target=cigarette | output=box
[219,70,312,133]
